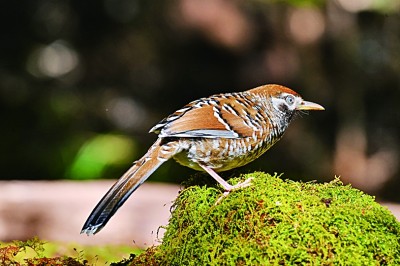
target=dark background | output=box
[1,0,399,200]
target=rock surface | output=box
[0,180,179,248]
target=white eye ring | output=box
[285,95,295,105]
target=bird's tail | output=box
[81,138,180,235]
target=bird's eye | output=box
[285,95,295,105]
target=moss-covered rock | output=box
[132,173,400,265]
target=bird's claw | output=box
[214,177,254,205]
[232,177,253,190]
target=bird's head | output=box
[250,84,324,125]
[251,84,324,111]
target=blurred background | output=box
[0,0,399,245]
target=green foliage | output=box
[110,253,136,266]
[13,237,46,258]
[276,0,325,7]
[0,237,86,266]
[67,134,137,180]
[132,173,400,265]
[0,237,139,266]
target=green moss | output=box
[0,237,140,265]
[132,172,400,265]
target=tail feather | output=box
[81,138,179,235]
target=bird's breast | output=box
[172,132,281,172]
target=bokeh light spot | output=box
[27,40,79,78]
[288,7,325,45]
[106,96,149,130]
[67,134,137,180]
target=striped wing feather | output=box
[151,96,255,138]
[164,105,225,133]
[219,109,254,137]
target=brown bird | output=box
[81,84,324,235]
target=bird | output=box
[81,84,324,235]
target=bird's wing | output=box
[149,95,255,138]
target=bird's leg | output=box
[198,164,234,191]
[198,164,253,202]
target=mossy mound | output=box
[132,173,400,265]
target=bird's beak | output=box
[296,100,325,111]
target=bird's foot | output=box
[214,177,253,205]
[230,177,253,190]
